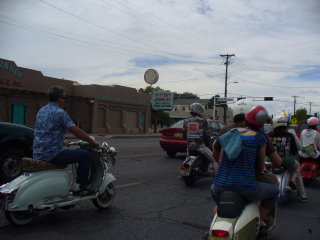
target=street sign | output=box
[290,117,297,124]
[216,97,234,104]
[151,90,174,110]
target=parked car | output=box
[294,120,320,139]
[159,119,224,157]
[0,122,34,183]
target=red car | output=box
[160,119,224,157]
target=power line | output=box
[233,76,320,89]
[38,0,220,65]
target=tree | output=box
[155,111,173,128]
[295,108,307,122]
[138,86,163,94]
[173,91,199,99]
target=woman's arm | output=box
[257,145,267,171]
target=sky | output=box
[1,0,320,117]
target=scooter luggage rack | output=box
[22,158,66,172]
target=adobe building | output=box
[0,58,151,134]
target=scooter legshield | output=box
[3,169,70,211]
[274,169,291,202]
[301,161,318,179]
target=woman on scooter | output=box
[299,117,320,159]
[211,106,279,228]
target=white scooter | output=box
[0,140,117,225]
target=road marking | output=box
[117,182,143,189]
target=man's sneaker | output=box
[301,196,309,202]
[73,186,95,197]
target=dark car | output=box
[0,122,34,183]
[159,119,224,157]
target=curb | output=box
[65,133,160,139]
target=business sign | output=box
[144,69,159,85]
[151,90,174,110]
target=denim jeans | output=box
[210,182,279,210]
[50,149,92,185]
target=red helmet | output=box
[245,106,268,126]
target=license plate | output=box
[181,168,190,176]
[174,133,182,138]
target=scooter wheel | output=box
[5,210,36,225]
[92,183,116,209]
[182,176,196,186]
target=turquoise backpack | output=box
[218,128,250,162]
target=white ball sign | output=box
[144,69,159,85]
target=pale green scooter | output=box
[208,191,276,240]
[0,140,117,225]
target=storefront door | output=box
[11,104,26,124]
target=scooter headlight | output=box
[109,147,117,157]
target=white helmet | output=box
[231,99,254,117]
[272,113,288,129]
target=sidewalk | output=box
[65,132,161,139]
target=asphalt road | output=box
[1,137,320,240]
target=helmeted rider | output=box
[299,117,320,159]
[213,99,282,169]
[182,103,214,166]
[268,113,308,200]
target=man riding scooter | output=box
[33,85,99,196]
[268,113,308,201]
[182,102,214,168]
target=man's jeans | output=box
[50,149,92,185]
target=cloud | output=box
[0,0,320,115]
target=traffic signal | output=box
[264,97,273,101]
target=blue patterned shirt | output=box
[33,102,75,161]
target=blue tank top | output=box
[214,133,267,190]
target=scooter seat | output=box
[22,158,67,172]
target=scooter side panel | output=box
[7,170,70,211]
[210,217,236,240]
[234,202,259,233]
[98,173,116,194]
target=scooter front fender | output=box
[99,173,116,194]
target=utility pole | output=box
[220,53,235,124]
[308,102,313,115]
[291,96,299,116]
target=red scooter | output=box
[300,157,320,185]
